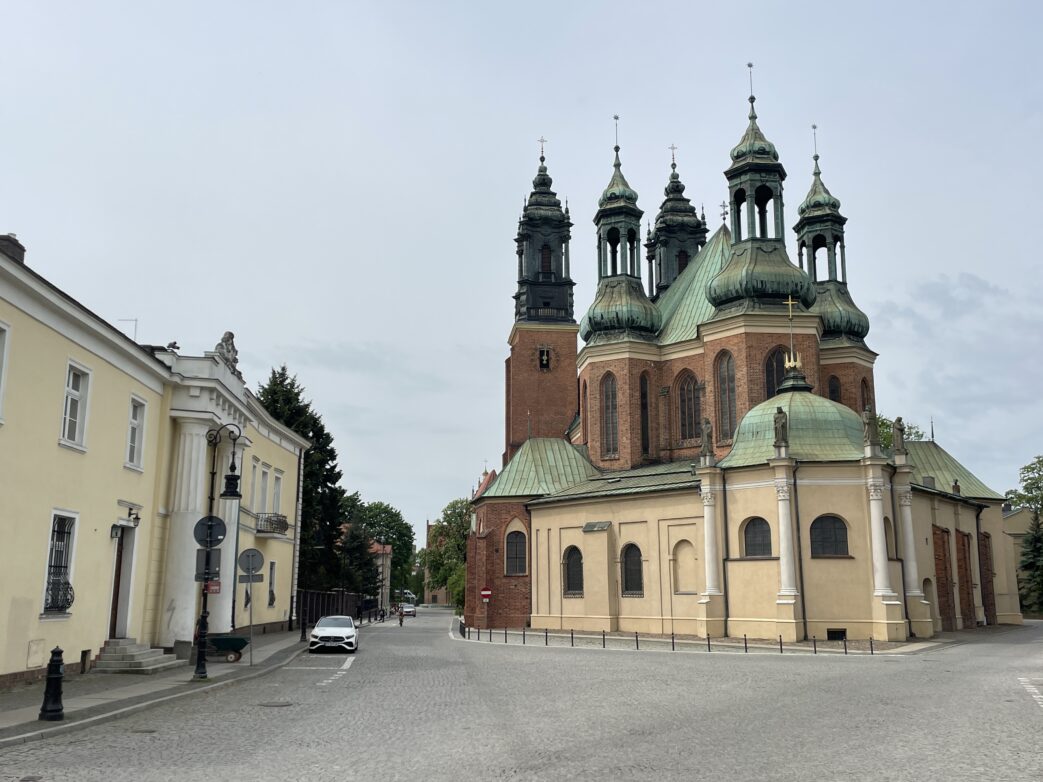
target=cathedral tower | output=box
[645,153,707,300]
[503,151,579,464]
[792,139,876,414]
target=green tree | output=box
[338,520,379,596]
[1008,456,1043,612]
[876,414,926,451]
[257,365,348,590]
[422,498,471,596]
[446,563,467,610]
[359,501,415,592]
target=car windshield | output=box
[316,616,353,628]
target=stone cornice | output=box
[819,342,878,367]
[699,311,821,342]
[508,321,579,347]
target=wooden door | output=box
[109,528,125,638]
[978,532,997,626]
[956,531,976,629]
[932,525,956,631]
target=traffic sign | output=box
[206,580,221,594]
[238,574,264,583]
[193,516,226,549]
[480,587,492,599]
[194,548,220,582]
[238,548,263,574]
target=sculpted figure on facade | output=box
[773,406,789,448]
[700,418,713,456]
[893,416,907,454]
[214,331,243,380]
[862,406,880,447]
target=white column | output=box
[775,479,798,596]
[868,479,893,596]
[702,490,721,594]
[899,490,923,595]
[161,419,210,647]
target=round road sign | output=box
[193,516,227,548]
[238,548,264,573]
[480,587,492,599]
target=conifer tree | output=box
[1008,455,1043,612]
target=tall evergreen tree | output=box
[257,365,350,591]
[1008,455,1043,612]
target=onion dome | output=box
[810,282,870,341]
[523,154,566,220]
[598,146,639,208]
[797,155,841,216]
[579,276,662,343]
[653,162,702,233]
[729,96,779,163]
[719,368,865,467]
[706,242,816,310]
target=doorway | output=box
[109,527,136,639]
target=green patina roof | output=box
[810,280,870,340]
[598,145,639,208]
[904,441,1002,500]
[480,438,597,499]
[706,240,816,313]
[656,224,732,344]
[579,275,662,343]
[531,460,699,505]
[797,156,841,216]
[729,97,779,163]
[719,385,865,468]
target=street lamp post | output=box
[194,423,242,681]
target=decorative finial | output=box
[700,203,706,222]
[811,123,821,174]
[613,114,620,148]
[720,200,728,223]
[784,294,798,362]
[746,62,758,119]
[538,135,547,162]
[669,143,678,168]
[930,417,935,441]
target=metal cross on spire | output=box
[538,135,547,159]
[613,114,620,146]
[720,200,729,223]
[784,294,798,365]
[811,124,819,156]
[668,143,678,166]
[747,62,754,95]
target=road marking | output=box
[314,657,355,686]
[284,666,340,671]
[340,657,354,670]
[1017,678,1043,709]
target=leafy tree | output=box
[446,563,466,610]
[1008,456,1043,612]
[422,498,471,595]
[359,501,415,592]
[257,366,349,590]
[337,520,379,596]
[876,413,926,451]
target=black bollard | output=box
[635,632,639,651]
[707,635,711,653]
[522,627,525,645]
[299,607,308,642]
[870,637,874,655]
[570,629,574,647]
[545,628,548,646]
[843,636,848,655]
[812,636,817,654]
[743,634,748,653]
[671,633,675,652]
[602,630,606,649]
[38,647,65,722]
[504,627,507,644]
[779,635,783,654]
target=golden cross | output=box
[784,295,798,319]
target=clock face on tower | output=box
[538,348,551,371]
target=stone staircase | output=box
[93,638,187,675]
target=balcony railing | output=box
[525,306,571,320]
[256,513,289,536]
[44,568,75,613]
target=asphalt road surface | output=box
[2,609,1041,781]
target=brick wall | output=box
[464,500,531,629]
[505,327,578,464]
[817,358,876,416]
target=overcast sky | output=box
[3,2,1041,544]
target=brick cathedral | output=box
[464,90,1020,641]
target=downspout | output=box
[791,463,809,641]
[888,466,911,636]
[720,471,730,638]
[290,447,305,628]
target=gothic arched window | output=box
[563,546,583,596]
[716,351,737,441]
[828,375,842,403]
[601,373,618,457]
[678,372,700,442]
[765,347,787,398]
[621,544,643,596]
[505,530,526,575]
[639,373,651,456]
[810,515,849,557]
[860,379,873,412]
[743,518,772,558]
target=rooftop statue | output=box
[773,406,789,448]
[893,416,907,454]
[700,418,713,456]
[863,407,881,447]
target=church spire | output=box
[646,146,706,299]
[593,117,643,280]
[512,145,575,323]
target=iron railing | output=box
[44,568,75,613]
[256,513,289,535]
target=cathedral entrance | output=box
[955,531,976,629]
[978,532,997,626]
[932,525,956,632]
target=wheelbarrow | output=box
[206,635,249,663]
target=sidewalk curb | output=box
[0,642,307,750]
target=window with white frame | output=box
[0,322,9,419]
[61,364,90,445]
[250,459,258,511]
[126,398,145,468]
[259,468,270,513]
[272,473,283,514]
[44,515,76,613]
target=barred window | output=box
[563,547,583,596]
[765,348,787,398]
[601,373,618,457]
[743,518,771,557]
[505,531,526,575]
[678,372,700,441]
[44,515,76,613]
[716,352,736,440]
[621,544,643,596]
[810,515,849,557]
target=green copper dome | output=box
[523,154,566,220]
[810,281,870,340]
[706,241,816,311]
[719,373,865,467]
[797,155,841,216]
[729,97,779,162]
[654,163,702,232]
[579,275,662,343]
[598,146,639,208]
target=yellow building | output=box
[0,234,308,683]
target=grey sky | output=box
[3,2,1041,544]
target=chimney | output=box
[0,233,26,264]
[952,479,961,495]
[922,475,936,490]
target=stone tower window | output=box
[677,250,689,275]
[600,373,618,458]
[540,244,552,274]
[743,518,772,558]
[860,379,873,412]
[765,347,787,398]
[716,352,737,441]
[639,373,651,456]
[538,348,551,371]
[828,375,842,403]
[505,530,526,575]
[678,372,700,442]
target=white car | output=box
[401,604,416,617]
[309,615,358,653]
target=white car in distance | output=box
[309,615,358,654]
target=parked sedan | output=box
[309,615,358,653]
[401,604,416,617]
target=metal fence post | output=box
[812,636,817,654]
[707,635,711,653]
[743,634,748,653]
[869,637,874,655]
[843,636,848,655]
[635,632,639,651]
[504,627,507,644]
[570,629,574,647]
[779,635,783,654]
[671,633,675,651]
[545,628,548,646]
[602,630,606,649]
[522,627,526,645]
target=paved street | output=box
[1,609,1041,781]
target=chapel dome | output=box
[706,241,817,310]
[729,96,779,163]
[797,156,841,216]
[810,281,870,340]
[579,275,662,342]
[718,373,865,467]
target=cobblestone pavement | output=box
[1,610,1041,782]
